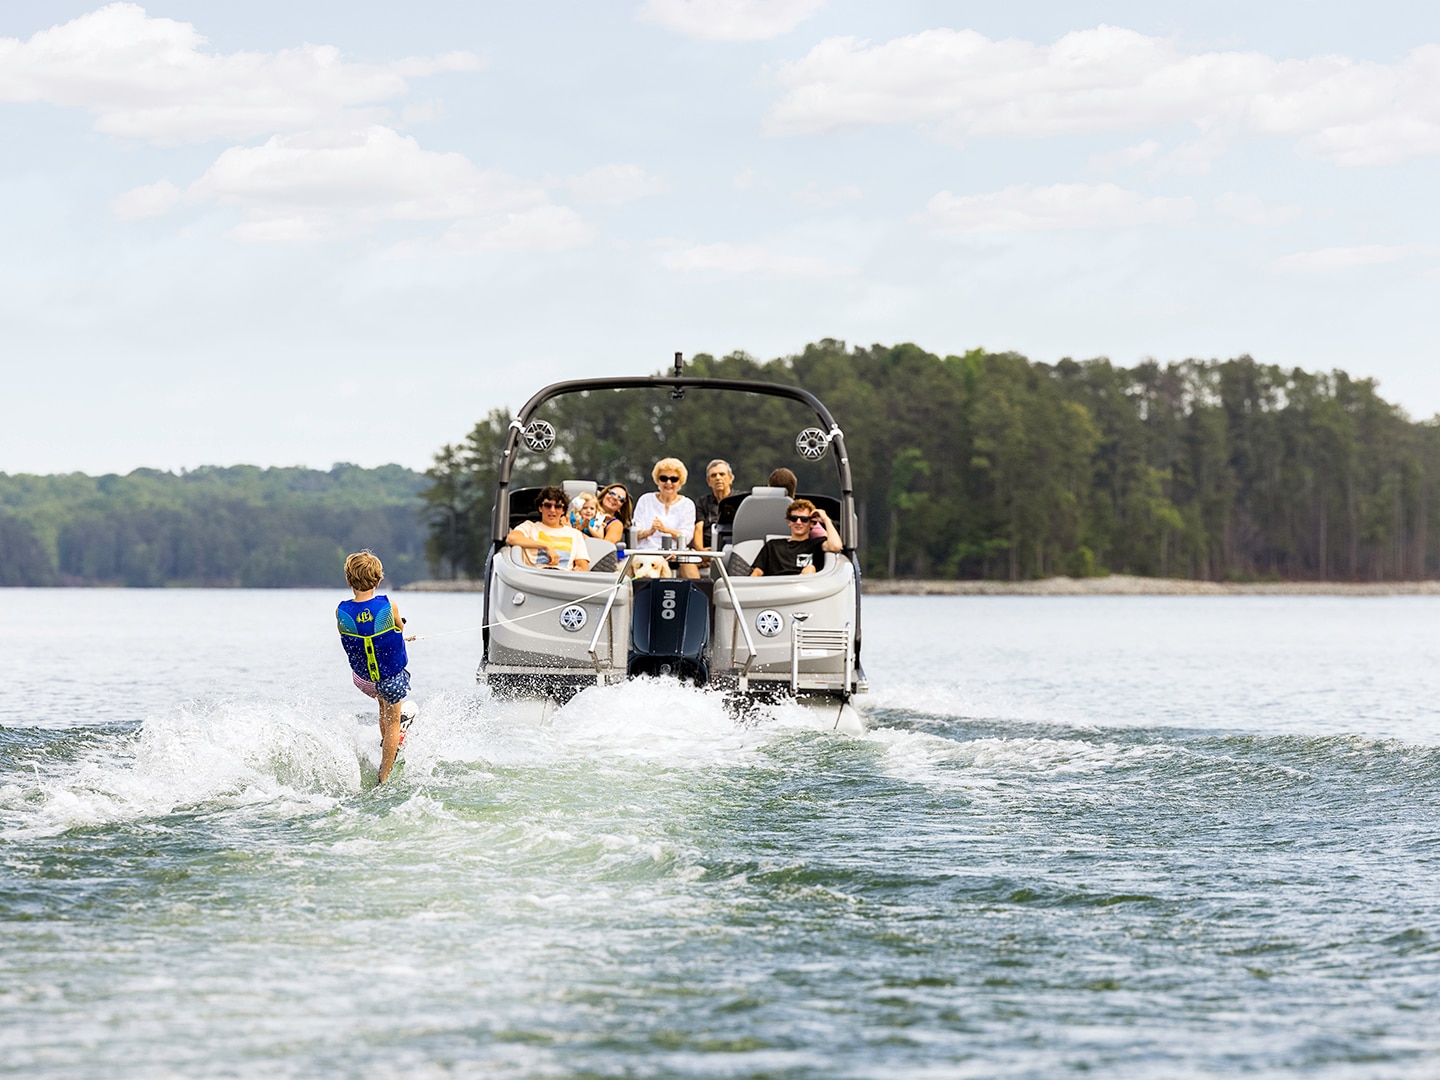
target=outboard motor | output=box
[629,579,710,685]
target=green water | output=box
[3,591,1439,1076]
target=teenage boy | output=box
[750,499,842,576]
[506,486,593,571]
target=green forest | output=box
[0,465,427,587]
[3,342,1437,587]
[422,341,1440,583]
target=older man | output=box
[693,458,733,550]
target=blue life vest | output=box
[337,595,408,682]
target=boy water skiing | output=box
[337,550,416,784]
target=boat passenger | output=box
[598,482,632,545]
[634,458,699,579]
[693,458,733,550]
[570,491,606,539]
[506,486,592,571]
[768,467,797,498]
[749,499,842,576]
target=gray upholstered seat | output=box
[730,487,793,545]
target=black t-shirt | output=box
[696,491,722,548]
[752,536,827,576]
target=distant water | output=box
[3,589,1439,1077]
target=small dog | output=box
[629,554,672,579]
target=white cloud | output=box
[1088,139,1162,176]
[0,3,478,144]
[638,0,825,42]
[562,163,668,206]
[794,181,861,207]
[923,183,1195,234]
[124,125,588,250]
[768,26,1440,167]
[1214,192,1303,227]
[1268,244,1433,273]
[659,241,850,276]
[111,178,181,220]
[428,206,595,255]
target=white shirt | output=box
[511,520,592,569]
[632,492,696,551]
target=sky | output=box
[2,0,1439,476]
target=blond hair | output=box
[652,458,688,485]
[344,550,384,591]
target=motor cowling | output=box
[628,579,710,684]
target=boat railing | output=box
[586,551,759,684]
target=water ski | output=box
[397,699,418,749]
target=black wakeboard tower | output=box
[488,353,858,554]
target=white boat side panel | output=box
[488,557,631,669]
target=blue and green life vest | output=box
[337,595,408,682]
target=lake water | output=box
[3,589,1439,1077]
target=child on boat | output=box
[337,550,416,784]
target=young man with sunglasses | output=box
[749,499,842,576]
[506,485,592,571]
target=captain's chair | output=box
[729,486,792,545]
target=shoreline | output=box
[399,575,1440,596]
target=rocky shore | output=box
[401,575,1440,596]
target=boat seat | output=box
[506,537,615,572]
[586,539,618,573]
[724,538,766,576]
[730,488,792,545]
[562,479,597,501]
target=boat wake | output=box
[0,680,864,839]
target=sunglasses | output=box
[604,489,626,499]
[787,514,817,523]
[540,500,566,509]
[657,475,680,483]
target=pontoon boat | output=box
[477,358,867,727]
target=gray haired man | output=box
[693,458,733,549]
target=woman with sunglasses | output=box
[749,499,842,576]
[598,483,632,546]
[633,458,699,579]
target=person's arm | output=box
[391,601,416,640]
[750,566,765,576]
[816,508,843,553]
[568,529,592,572]
[604,517,625,544]
[693,521,705,550]
[634,494,662,541]
[676,498,697,549]
[506,524,560,566]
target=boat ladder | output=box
[790,617,853,695]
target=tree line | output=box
[0,465,427,587]
[420,341,1440,582]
